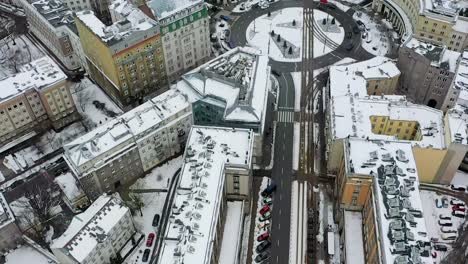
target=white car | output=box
[260,4,269,9]
[441,233,457,241]
[440,226,457,234]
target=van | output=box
[441,233,457,241]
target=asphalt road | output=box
[268,72,296,264]
[230,0,373,73]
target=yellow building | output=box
[372,0,468,51]
[75,10,167,109]
[336,139,432,264]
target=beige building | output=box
[51,194,136,264]
[0,57,79,148]
[327,57,467,184]
[372,0,468,51]
[0,193,22,254]
[63,89,192,199]
[157,126,253,264]
[397,38,460,110]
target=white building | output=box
[157,126,254,264]
[0,193,22,254]
[18,0,84,71]
[148,0,211,80]
[51,194,135,264]
[63,89,193,199]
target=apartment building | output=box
[372,0,468,51]
[149,0,211,80]
[0,193,22,254]
[0,57,79,148]
[336,138,432,264]
[327,57,468,184]
[397,38,460,110]
[51,194,136,264]
[18,0,83,71]
[64,89,192,199]
[175,47,273,163]
[61,0,92,12]
[75,8,167,108]
[157,126,253,264]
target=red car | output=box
[257,232,270,242]
[146,233,155,247]
[259,205,270,215]
[452,205,466,212]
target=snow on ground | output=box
[130,155,183,190]
[132,192,166,235]
[4,245,55,264]
[451,170,468,186]
[329,0,351,11]
[291,72,301,111]
[71,78,122,129]
[251,177,270,264]
[0,34,44,77]
[420,190,466,263]
[219,201,244,264]
[54,172,83,200]
[316,189,325,243]
[246,8,344,62]
[341,0,365,4]
[293,123,300,170]
[353,11,390,56]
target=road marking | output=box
[279,208,282,215]
[277,240,280,246]
[279,193,282,200]
[281,168,284,174]
[276,256,279,263]
[276,111,294,123]
[278,223,281,230]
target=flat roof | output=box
[158,126,253,264]
[404,38,460,72]
[27,0,76,32]
[148,0,202,19]
[50,194,129,262]
[64,89,190,172]
[447,51,468,145]
[345,139,432,264]
[421,0,462,17]
[344,211,365,264]
[0,56,66,101]
[176,47,270,124]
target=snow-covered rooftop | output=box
[54,172,84,201]
[329,56,400,98]
[148,0,202,19]
[76,7,157,45]
[420,0,462,17]
[0,56,66,101]
[344,211,365,264]
[404,38,461,72]
[27,0,76,31]
[446,51,468,144]
[50,194,129,263]
[345,139,432,264]
[329,58,445,149]
[158,126,253,264]
[64,89,190,172]
[330,95,446,149]
[0,192,15,229]
[176,47,270,124]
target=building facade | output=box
[51,194,136,264]
[0,193,22,254]
[75,9,167,108]
[64,89,192,199]
[18,0,83,71]
[397,38,460,110]
[0,57,79,147]
[372,0,468,51]
[61,0,92,12]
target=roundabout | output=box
[230,0,373,72]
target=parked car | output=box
[152,214,160,227]
[450,184,467,192]
[450,199,465,206]
[257,232,270,242]
[263,197,273,206]
[142,249,151,262]
[439,214,451,220]
[259,205,271,215]
[435,198,443,208]
[441,226,457,233]
[433,244,448,251]
[345,43,354,51]
[220,15,232,22]
[438,220,453,227]
[256,240,272,253]
[261,183,277,197]
[452,210,466,218]
[146,233,155,247]
[452,205,466,212]
[255,251,270,263]
[441,233,457,241]
[259,211,272,222]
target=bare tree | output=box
[126,181,145,217]
[0,34,32,73]
[15,181,62,247]
[74,82,92,112]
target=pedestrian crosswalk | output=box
[276,111,295,123]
